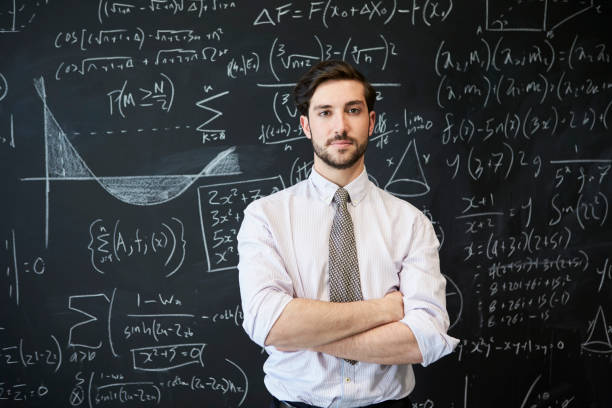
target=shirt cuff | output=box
[243,289,293,348]
[400,310,460,367]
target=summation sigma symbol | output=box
[65,289,250,405]
[22,77,242,247]
[196,89,230,144]
[88,217,186,278]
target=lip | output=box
[328,140,353,146]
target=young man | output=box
[238,60,458,408]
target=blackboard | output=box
[1,1,611,407]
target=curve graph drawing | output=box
[26,77,241,246]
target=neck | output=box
[313,158,364,187]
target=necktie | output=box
[329,188,363,365]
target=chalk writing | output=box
[197,176,285,272]
[1,1,610,406]
[88,217,186,277]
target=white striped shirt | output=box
[238,168,458,407]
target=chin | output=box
[327,156,363,170]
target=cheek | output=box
[357,118,372,134]
[308,120,328,137]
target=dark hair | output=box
[293,60,376,116]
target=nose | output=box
[333,112,348,135]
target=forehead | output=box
[309,79,366,108]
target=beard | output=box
[311,132,368,170]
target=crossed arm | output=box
[264,292,424,365]
[237,204,450,366]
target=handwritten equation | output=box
[197,176,285,272]
[88,217,186,278]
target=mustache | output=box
[326,132,354,145]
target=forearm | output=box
[311,321,423,365]
[265,296,401,349]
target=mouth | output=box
[327,138,354,147]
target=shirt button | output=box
[345,377,351,383]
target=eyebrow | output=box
[311,100,365,110]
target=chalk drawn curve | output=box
[0,72,7,101]
[32,76,241,206]
[98,146,239,206]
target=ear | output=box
[300,115,312,139]
[368,110,376,137]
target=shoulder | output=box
[366,184,439,249]
[365,182,436,240]
[244,178,309,216]
[368,182,426,219]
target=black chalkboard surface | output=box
[1,1,611,407]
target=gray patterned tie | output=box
[329,188,363,365]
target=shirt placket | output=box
[338,360,358,407]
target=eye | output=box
[318,110,330,117]
[348,107,361,114]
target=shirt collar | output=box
[308,167,371,206]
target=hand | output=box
[383,291,404,321]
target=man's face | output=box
[300,79,375,170]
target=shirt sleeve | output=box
[237,201,294,348]
[398,213,459,367]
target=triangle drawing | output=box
[384,139,430,198]
[581,305,612,354]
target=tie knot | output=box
[333,188,350,207]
